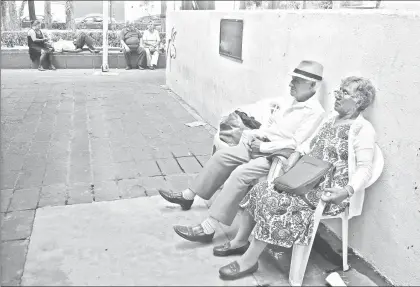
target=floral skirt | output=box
[239,181,348,248]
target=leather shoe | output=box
[219,261,259,281]
[158,188,194,210]
[213,241,250,257]
[173,224,214,243]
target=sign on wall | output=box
[219,19,243,62]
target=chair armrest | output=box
[267,156,284,183]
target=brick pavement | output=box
[0,70,213,286]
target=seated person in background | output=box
[217,76,377,281]
[159,60,325,244]
[141,21,161,70]
[120,21,147,70]
[27,20,56,71]
[53,31,99,53]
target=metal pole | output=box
[102,0,109,72]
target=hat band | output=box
[293,68,322,81]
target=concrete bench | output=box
[0,47,166,69]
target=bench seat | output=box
[0,47,167,69]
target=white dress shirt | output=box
[247,96,325,154]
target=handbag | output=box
[273,155,333,195]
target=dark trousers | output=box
[123,45,146,68]
[74,32,95,50]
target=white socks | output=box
[201,217,218,234]
[182,188,196,200]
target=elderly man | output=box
[140,21,161,70]
[159,60,326,243]
[120,21,147,70]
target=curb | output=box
[314,223,393,286]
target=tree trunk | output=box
[44,0,52,29]
[28,0,36,22]
[239,1,246,9]
[19,0,27,19]
[196,1,215,10]
[302,0,307,9]
[161,0,167,32]
[8,0,19,30]
[65,0,75,31]
[1,0,10,31]
[376,0,381,8]
[181,0,193,10]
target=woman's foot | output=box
[49,65,56,70]
[125,66,132,70]
[213,241,250,257]
[148,65,155,70]
[38,66,46,71]
[219,260,259,280]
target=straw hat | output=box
[289,60,324,82]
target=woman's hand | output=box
[284,151,300,172]
[321,187,348,204]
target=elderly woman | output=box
[216,76,377,280]
[27,20,56,71]
[140,21,161,70]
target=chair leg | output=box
[342,208,350,271]
[289,201,326,286]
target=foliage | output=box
[19,0,27,18]
[1,30,166,48]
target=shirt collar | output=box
[290,94,320,109]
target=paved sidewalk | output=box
[1,69,359,286]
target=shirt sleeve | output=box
[28,29,37,42]
[259,108,323,154]
[348,125,376,194]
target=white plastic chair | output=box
[266,145,384,286]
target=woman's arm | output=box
[347,125,375,194]
[28,30,45,43]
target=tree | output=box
[28,0,36,22]
[239,1,246,9]
[1,0,10,30]
[8,1,19,30]
[44,0,52,29]
[65,0,75,31]
[19,0,27,19]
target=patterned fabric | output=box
[239,118,351,247]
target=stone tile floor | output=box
[1,70,214,285]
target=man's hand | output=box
[249,138,262,154]
[321,187,348,205]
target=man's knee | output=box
[137,47,146,55]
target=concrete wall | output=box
[165,10,420,285]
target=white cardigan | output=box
[297,112,376,218]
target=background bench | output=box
[0,47,167,69]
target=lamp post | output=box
[102,0,110,72]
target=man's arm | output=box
[259,110,324,154]
[119,29,129,50]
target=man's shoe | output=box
[150,65,155,70]
[213,241,250,257]
[49,65,56,70]
[173,224,214,243]
[138,65,145,70]
[125,66,132,70]
[158,188,194,210]
[38,66,46,71]
[219,261,259,281]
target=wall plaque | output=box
[219,19,243,61]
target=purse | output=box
[273,155,333,195]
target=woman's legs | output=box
[39,51,48,70]
[47,51,56,69]
[229,208,256,249]
[236,237,268,270]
